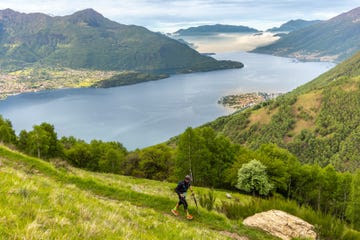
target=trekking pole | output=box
[192,193,200,215]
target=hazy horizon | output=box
[0,1,360,32]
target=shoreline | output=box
[0,62,244,100]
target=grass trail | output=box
[0,146,277,239]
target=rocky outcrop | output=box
[243,210,316,240]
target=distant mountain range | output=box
[0,9,242,73]
[267,19,322,32]
[174,24,259,35]
[208,49,360,171]
[253,7,360,62]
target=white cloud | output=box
[1,0,360,32]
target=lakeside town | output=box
[0,68,120,100]
[218,92,283,110]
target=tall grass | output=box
[199,189,217,211]
[0,145,278,240]
[3,145,360,239]
[216,195,360,240]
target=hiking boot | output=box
[171,209,179,216]
[186,214,193,220]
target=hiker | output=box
[171,175,194,220]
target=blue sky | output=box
[1,0,360,32]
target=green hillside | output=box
[208,50,360,171]
[253,7,360,62]
[0,144,279,239]
[0,9,242,73]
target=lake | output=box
[0,52,334,150]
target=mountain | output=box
[208,50,360,171]
[253,7,360,62]
[0,9,242,73]
[267,19,322,32]
[0,144,277,239]
[174,24,259,35]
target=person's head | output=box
[185,175,191,183]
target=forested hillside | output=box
[175,24,259,35]
[208,50,360,171]
[253,7,360,62]
[0,9,242,73]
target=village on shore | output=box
[218,92,283,110]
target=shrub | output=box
[199,190,216,211]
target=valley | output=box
[1,3,360,240]
[0,8,243,99]
[0,52,333,150]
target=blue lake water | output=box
[0,52,334,150]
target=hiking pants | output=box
[178,194,188,211]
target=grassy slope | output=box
[0,145,277,240]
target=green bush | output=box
[342,229,360,240]
[217,200,246,219]
[199,190,216,211]
[217,199,259,219]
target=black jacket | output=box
[175,180,190,195]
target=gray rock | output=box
[243,210,316,240]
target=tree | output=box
[176,127,202,183]
[256,144,298,196]
[89,140,127,172]
[19,123,60,159]
[176,127,236,187]
[0,116,16,144]
[122,151,143,177]
[346,170,360,230]
[63,140,127,172]
[27,125,51,158]
[334,172,352,220]
[17,130,29,151]
[99,148,125,174]
[290,164,322,209]
[320,165,338,214]
[224,146,257,187]
[139,144,174,180]
[60,136,78,150]
[236,159,273,196]
[37,123,59,158]
[64,141,93,168]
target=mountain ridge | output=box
[0,9,242,73]
[174,24,260,35]
[267,19,322,32]
[252,7,360,62]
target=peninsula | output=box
[218,92,283,110]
